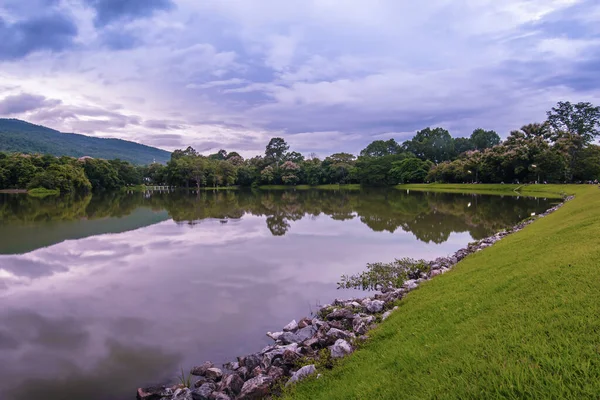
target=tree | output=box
[303,158,323,185]
[209,149,228,160]
[403,127,456,163]
[546,101,600,181]
[454,137,474,155]
[82,158,120,191]
[171,146,198,160]
[261,165,275,184]
[546,101,600,143]
[360,139,402,157]
[265,138,289,164]
[190,157,207,189]
[284,151,305,163]
[470,128,500,150]
[520,123,549,140]
[280,161,300,185]
[323,153,356,184]
[389,158,432,183]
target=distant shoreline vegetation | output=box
[0,101,599,194]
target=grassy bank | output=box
[397,183,567,198]
[259,184,362,190]
[287,184,600,399]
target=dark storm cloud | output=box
[85,0,175,27]
[0,13,78,60]
[143,120,185,130]
[99,28,141,50]
[540,54,600,92]
[0,93,61,115]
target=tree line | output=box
[0,154,146,193]
[152,100,600,187]
[1,100,598,193]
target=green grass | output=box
[259,184,362,190]
[27,187,60,197]
[287,184,600,399]
[397,183,567,198]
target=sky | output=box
[0,0,599,158]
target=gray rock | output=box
[430,269,442,277]
[286,365,317,386]
[382,310,392,320]
[296,325,318,342]
[364,299,384,313]
[279,331,300,345]
[191,383,216,400]
[329,339,353,358]
[240,354,261,371]
[403,279,418,290]
[267,366,285,380]
[283,319,298,332]
[218,374,244,397]
[266,331,284,341]
[172,388,193,400]
[311,318,325,328]
[194,378,209,388]
[326,327,353,340]
[280,325,317,344]
[297,317,312,329]
[239,375,273,399]
[235,366,249,381]
[222,361,239,371]
[137,386,173,400]
[205,368,223,382]
[326,308,355,320]
[352,320,368,335]
[190,362,215,377]
[213,394,231,400]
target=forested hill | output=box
[0,119,171,165]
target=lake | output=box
[0,188,556,400]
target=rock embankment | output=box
[137,197,571,400]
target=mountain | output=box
[0,119,171,165]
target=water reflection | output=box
[0,189,555,400]
[0,189,555,255]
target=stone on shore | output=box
[266,331,283,341]
[190,362,215,377]
[218,374,244,397]
[190,382,215,400]
[283,320,298,332]
[286,365,317,386]
[204,368,223,382]
[329,339,353,358]
[363,299,384,313]
[239,375,273,399]
[137,386,173,400]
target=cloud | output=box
[84,0,175,27]
[98,28,141,50]
[0,93,61,115]
[0,13,78,60]
[1,0,599,156]
[186,78,248,90]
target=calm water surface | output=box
[0,189,556,400]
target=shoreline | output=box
[0,189,28,194]
[136,194,571,400]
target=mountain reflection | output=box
[0,189,555,254]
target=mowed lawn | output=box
[286,184,600,400]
